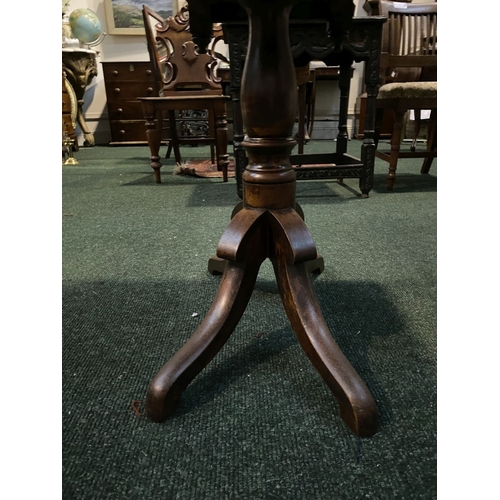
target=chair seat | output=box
[377,81,437,99]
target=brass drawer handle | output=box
[114,87,121,93]
[117,108,123,114]
[119,130,125,135]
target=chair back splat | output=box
[379,1,437,80]
[144,5,223,96]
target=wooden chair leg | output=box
[168,110,182,164]
[336,61,351,156]
[374,106,384,147]
[155,110,171,160]
[411,109,421,152]
[215,102,229,182]
[297,82,307,154]
[163,110,173,160]
[165,142,173,160]
[421,108,437,174]
[387,110,405,191]
[208,110,216,166]
[307,72,317,139]
[142,105,163,183]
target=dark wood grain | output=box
[146,0,378,437]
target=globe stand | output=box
[81,32,107,51]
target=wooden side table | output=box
[145,0,378,437]
[222,16,385,199]
[62,48,98,146]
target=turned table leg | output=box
[143,103,163,184]
[421,109,437,174]
[387,110,406,191]
[360,41,381,198]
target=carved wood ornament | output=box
[152,5,221,93]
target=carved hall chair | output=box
[374,1,437,190]
[140,5,230,183]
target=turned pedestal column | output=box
[145,0,378,437]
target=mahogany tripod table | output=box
[145,0,378,437]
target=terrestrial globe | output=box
[69,8,102,44]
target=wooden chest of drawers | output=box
[102,61,158,145]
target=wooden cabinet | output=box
[102,61,158,145]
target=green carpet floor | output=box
[62,139,437,499]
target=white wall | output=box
[66,0,369,145]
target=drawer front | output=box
[102,62,155,83]
[109,120,148,142]
[107,99,148,120]
[104,81,157,102]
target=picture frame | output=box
[104,0,186,35]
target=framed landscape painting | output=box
[104,0,185,35]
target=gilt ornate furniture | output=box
[144,0,379,438]
[62,48,98,146]
[62,70,78,151]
